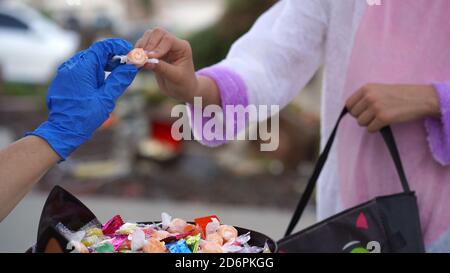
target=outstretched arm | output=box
[0,38,138,221]
[0,136,59,221]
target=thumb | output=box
[101,64,138,103]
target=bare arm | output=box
[0,136,59,221]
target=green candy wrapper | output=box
[186,234,201,253]
[95,242,114,253]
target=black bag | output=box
[277,108,425,253]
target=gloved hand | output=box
[27,38,138,160]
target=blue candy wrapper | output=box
[167,240,192,253]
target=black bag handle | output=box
[284,108,411,237]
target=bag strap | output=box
[284,108,411,237]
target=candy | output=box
[186,234,201,253]
[161,212,172,230]
[199,241,223,253]
[65,213,265,254]
[152,230,170,241]
[67,240,89,253]
[102,215,124,236]
[205,218,221,235]
[111,235,128,251]
[194,215,220,235]
[116,223,138,235]
[130,228,146,251]
[183,224,202,236]
[95,242,114,253]
[167,240,192,253]
[168,218,187,233]
[85,227,103,237]
[206,232,223,246]
[217,225,238,242]
[81,235,100,247]
[127,48,148,68]
[143,238,167,253]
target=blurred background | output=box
[0,0,322,252]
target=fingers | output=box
[136,28,165,52]
[137,27,190,60]
[346,84,384,133]
[368,118,385,133]
[101,64,138,104]
[346,88,365,110]
[89,38,134,68]
[357,109,375,127]
[148,60,183,84]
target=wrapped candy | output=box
[199,241,223,253]
[152,230,170,241]
[205,218,220,235]
[183,224,202,236]
[62,213,266,254]
[113,48,159,68]
[206,232,223,246]
[116,223,138,235]
[102,215,124,236]
[217,225,238,243]
[186,234,201,253]
[94,242,115,253]
[161,212,172,230]
[81,235,100,247]
[67,240,89,253]
[111,235,128,251]
[130,228,146,251]
[167,240,192,253]
[85,227,103,237]
[195,215,220,235]
[168,218,187,234]
[143,238,167,253]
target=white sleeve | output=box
[218,0,328,110]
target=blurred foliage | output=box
[189,0,277,69]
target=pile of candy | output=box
[57,213,270,253]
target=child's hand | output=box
[346,84,441,133]
[136,28,199,104]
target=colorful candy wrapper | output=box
[263,242,272,253]
[67,240,90,253]
[236,232,251,245]
[161,212,172,230]
[167,240,192,253]
[205,218,220,235]
[194,215,220,235]
[101,215,124,236]
[111,235,128,251]
[95,242,115,253]
[81,235,100,247]
[85,227,103,237]
[130,228,146,251]
[116,223,138,235]
[186,234,201,253]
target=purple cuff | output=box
[425,83,450,165]
[187,65,249,147]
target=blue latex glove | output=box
[27,38,138,160]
